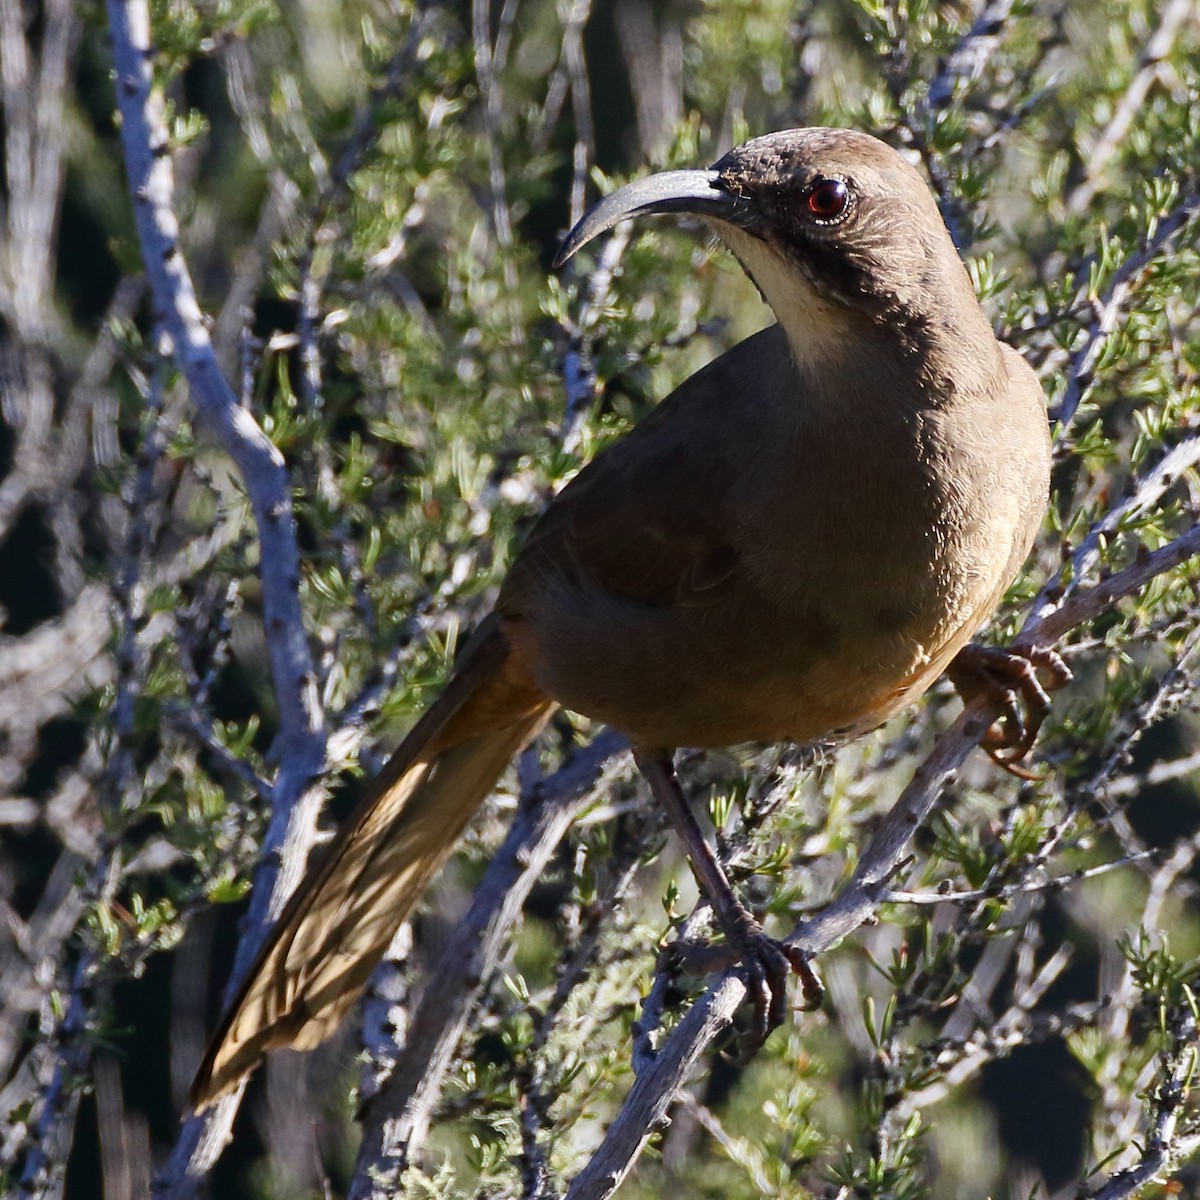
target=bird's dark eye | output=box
[805,178,849,223]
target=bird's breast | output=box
[515,404,1024,749]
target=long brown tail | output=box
[190,619,553,1108]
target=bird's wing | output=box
[503,325,793,612]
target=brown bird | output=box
[191,127,1064,1108]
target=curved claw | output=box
[673,925,823,1062]
[949,644,1072,776]
[784,943,825,1011]
[725,924,823,1062]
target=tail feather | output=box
[190,625,552,1108]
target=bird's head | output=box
[556,128,991,377]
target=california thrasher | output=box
[190,127,1066,1107]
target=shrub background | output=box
[3,1,1200,1197]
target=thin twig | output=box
[883,851,1154,905]
[1081,1007,1200,1199]
[559,225,631,452]
[15,343,173,1200]
[1066,0,1198,214]
[472,0,522,344]
[925,0,1015,112]
[1051,188,1200,434]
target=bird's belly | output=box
[507,566,993,750]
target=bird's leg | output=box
[633,750,822,1050]
[948,644,1072,778]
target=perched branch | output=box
[1021,518,1200,645]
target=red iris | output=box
[806,178,849,221]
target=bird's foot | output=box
[674,912,823,1056]
[727,911,823,1058]
[948,643,1072,778]
[635,750,821,1056]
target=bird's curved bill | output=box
[553,169,739,267]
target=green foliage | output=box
[11,0,1200,1197]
